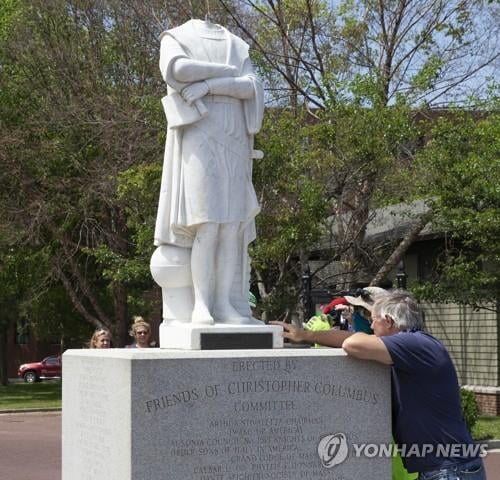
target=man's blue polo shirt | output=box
[381,330,478,473]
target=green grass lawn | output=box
[0,380,62,411]
[472,416,500,441]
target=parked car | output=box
[17,355,62,383]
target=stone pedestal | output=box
[159,323,283,350]
[62,348,391,480]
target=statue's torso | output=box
[161,20,258,228]
[192,21,227,65]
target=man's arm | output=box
[342,333,393,365]
[270,321,353,348]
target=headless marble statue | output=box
[152,19,264,325]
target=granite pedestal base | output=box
[62,348,391,480]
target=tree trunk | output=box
[370,210,433,287]
[338,177,374,289]
[112,282,129,347]
[0,326,9,386]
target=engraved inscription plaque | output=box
[200,333,273,349]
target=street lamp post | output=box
[396,260,408,290]
[302,265,313,320]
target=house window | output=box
[416,240,443,282]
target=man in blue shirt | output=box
[273,292,486,479]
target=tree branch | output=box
[51,257,103,328]
[218,0,325,108]
[370,209,433,286]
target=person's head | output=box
[129,316,151,347]
[90,328,112,349]
[344,287,390,319]
[371,292,424,337]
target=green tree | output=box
[218,0,499,312]
[1,0,497,333]
[0,0,174,344]
[413,100,500,309]
[252,110,331,320]
[221,0,498,108]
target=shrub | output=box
[461,388,480,430]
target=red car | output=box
[17,355,62,383]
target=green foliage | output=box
[0,1,170,341]
[252,99,415,314]
[0,245,89,345]
[27,284,92,345]
[410,55,443,92]
[251,110,330,316]
[413,105,500,306]
[83,162,162,287]
[460,388,480,431]
[0,248,24,328]
[117,163,163,258]
[254,110,330,263]
[1,0,497,330]
[0,0,21,42]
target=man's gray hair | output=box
[373,292,423,331]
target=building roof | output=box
[364,199,434,244]
[318,199,435,252]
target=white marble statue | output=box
[151,19,264,326]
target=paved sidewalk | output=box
[1,411,499,480]
[0,412,61,480]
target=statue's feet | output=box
[213,302,249,324]
[192,304,214,325]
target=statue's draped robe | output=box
[154,20,264,315]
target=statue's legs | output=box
[191,222,218,324]
[212,222,248,323]
[191,221,248,324]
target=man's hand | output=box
[272,320,353,348]
[181,81,209,105]
[270,321,310,343]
